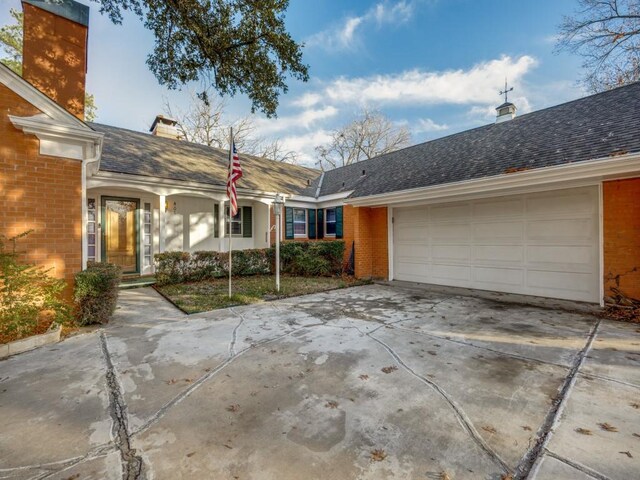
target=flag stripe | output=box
[226,142,243,217]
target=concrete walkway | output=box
[0,285,638,479]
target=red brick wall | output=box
[343,205,388,279]
[22,3,88,119]
[0,84,83,296]
[603,178,640,300]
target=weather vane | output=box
[499,78,513,103]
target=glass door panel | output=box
[102,198,139,273]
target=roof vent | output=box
[496,79,516,123]
[150,115,181,140]
[362,169,366,176]
[306,179,311,186]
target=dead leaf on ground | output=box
[186,451,196,457]
[427,351,438,356]
[370,449,387,462]
[522,425,532,431]
[325,400,339,409]
[633,433,640,439]
[576,428,593,435]
[619,451,633,458]
[630,403,640,409]
[501,474,514,480]
[599,422,618,432]
[482,425,497,434]
[166,378,178,385]
[223,444,233,449]
[381,366,398,374]
[226,404,240,413]
[358,374,369,380]
[440,472,451,480]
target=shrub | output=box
[278,241,345,277]
[0,231,71,343]
[154,251,191,285]
[74,262,122,325]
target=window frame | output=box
[324,207,337,237]
[225,206,243,237]
[292,208,307,238]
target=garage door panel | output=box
[430,203,471,222]
[473,198,524,218]
[473,266,524,287]
[473,221,524,243]
[473,245,523,264]
[527,245,594,270]
[527,218,595,244]
[393,186,599,302]
[526,191,595,216]
[432,245,470,263]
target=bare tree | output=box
[557,0,640,92]
[164,89,298,163]
[315,109,411,171]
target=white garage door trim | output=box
[391,186,600,303]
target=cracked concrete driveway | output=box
[1,284,639,480]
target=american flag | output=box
[226,141,243,216]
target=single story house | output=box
[2,0,639,305]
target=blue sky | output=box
[1,0,586,166]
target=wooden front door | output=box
[101,197,140,274]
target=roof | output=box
[90,123,319,195]
[315,81,640,199]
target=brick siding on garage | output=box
[343,205,388,280]
[0,84,82,296]
[603,178,640,300]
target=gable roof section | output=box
[316,81,640,199]
[91,123,320,195]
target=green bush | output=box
[277,241,345,277]
[74,262,122,326]
[0,231,71,342]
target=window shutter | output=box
[214,204,219,238]
[335,206,344,239]
[285,207,294,239]
[317,209,324,239]
[308,209,316,239]
[242,206,252,238]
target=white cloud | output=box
[254,106,339,135]
[414,118,449,133]
[307,1,416,52]
[291,92,323,109]
[279,130,334,166]
[324,55,538,106]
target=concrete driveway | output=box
[0,284,638,480]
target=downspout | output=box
[81,139,103,270]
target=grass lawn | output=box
[156,275,370,314]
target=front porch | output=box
[86,185,272,276]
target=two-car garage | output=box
[392,186,600,302]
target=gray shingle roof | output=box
[317,81,640,199]
[90,123,320,195]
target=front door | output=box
[101,197,140,274]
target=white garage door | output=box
[393,186,600,302]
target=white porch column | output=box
[159,194,166,253]
[218,199,226,251]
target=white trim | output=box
[290,191,353,203]
[323,207,337,237]
[292,207,307,238]
[598,182,605,307]
[346,153,640,207]
[387,206,394,281]
[0,63,87,129]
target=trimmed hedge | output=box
[74,262,122,325]
[154,249,271,286]
[154,241,345,286]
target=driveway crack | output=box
[542,450,611,480]
[100,332,146,480]
[228,307,245,357]
[365,328,512,475]
[513,319,601,479]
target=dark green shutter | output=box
[242,206,252,238]
[308,209,316,239]
[214,204,219,238]
[317,209,324,239]
[335,206,344,239]
[285,207,294,239]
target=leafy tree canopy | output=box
[95,0,309,117]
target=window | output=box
[293,208,307,236]
[87,198,96,262]
[225,206,243,236]
[325,208,336,236]
[143,203,152,267]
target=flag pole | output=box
[228,126,233,299]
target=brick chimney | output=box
[22,0,89,120]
